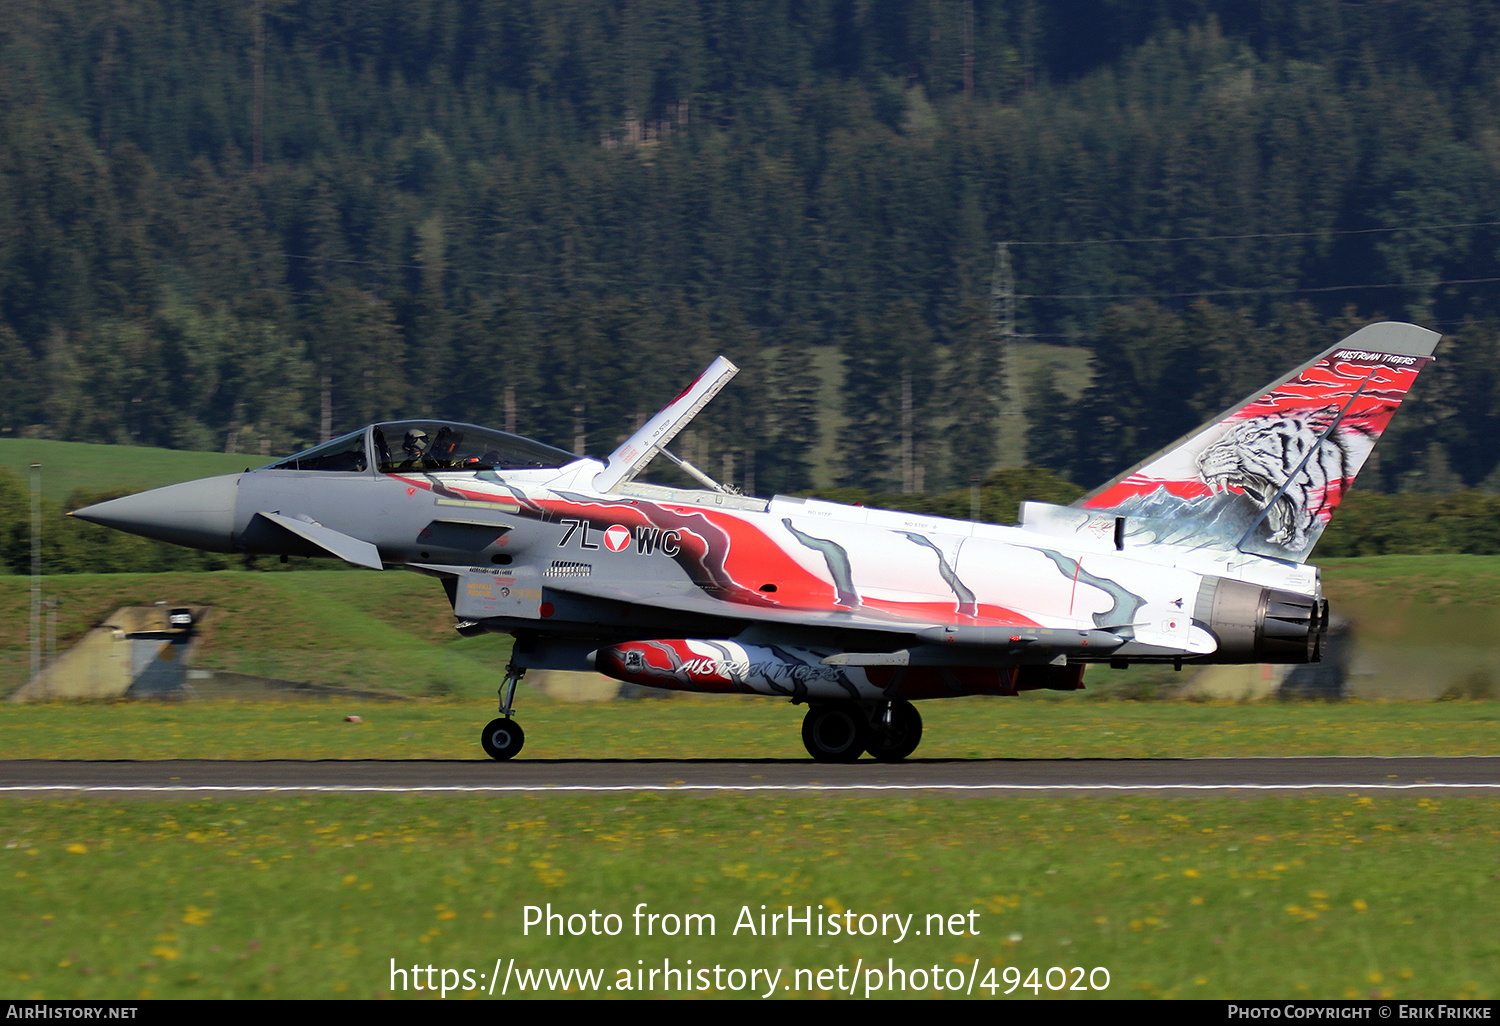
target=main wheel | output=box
[865,700,922,762]
[801,704,867,762]
[480,717,525,760]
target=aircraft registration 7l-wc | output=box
[74,322,1438,761]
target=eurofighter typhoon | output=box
[74,322,1438,761]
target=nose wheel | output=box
[480,717,525,760]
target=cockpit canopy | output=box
[264,421,577,474]
[371,421,576,472]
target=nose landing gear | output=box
[480,663,527,761]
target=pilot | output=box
[399,428,430,468]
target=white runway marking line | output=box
[3,783,1500,794]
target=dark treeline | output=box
[4,0,1500,502]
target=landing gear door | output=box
[454,565,544,620]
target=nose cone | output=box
[71,474,244,552]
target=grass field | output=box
[2,696,1499,761]
[3,792,1496,1000]
[4,551,1500,1000]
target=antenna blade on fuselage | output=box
[593,356,739,493]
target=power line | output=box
[1021,274,1500,302]
[270,247,1500,308]
[1013,311,1487,342]
[1007,219,1500,247]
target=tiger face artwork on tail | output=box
[1078,324,1435,561]
[1193,404,1358,551]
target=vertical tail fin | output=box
[1073,321,1440,561]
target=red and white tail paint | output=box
[1075,322,1438,561]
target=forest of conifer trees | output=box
[4,0,1500,507]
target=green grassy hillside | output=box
[0,438,254,504]
[4,556,1500,701]
[0,570,511,699]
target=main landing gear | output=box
[800,699,923,763]
[480,663,526,761]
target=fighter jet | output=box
[73,321,1438,761]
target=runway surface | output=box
[3,757,1499,794]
